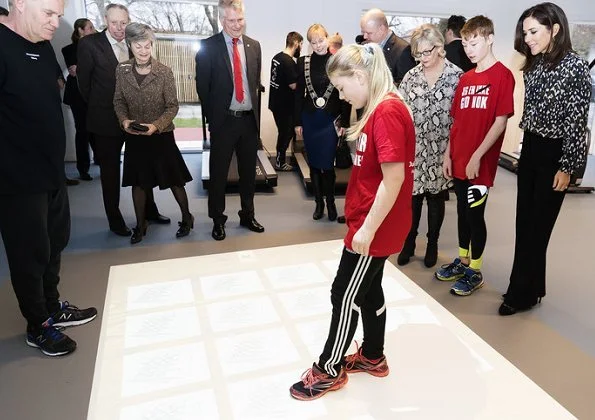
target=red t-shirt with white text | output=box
[344,95,415,257]
[449,61,515,186]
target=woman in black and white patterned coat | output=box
[500,3,591,316]
[397,24,463,267]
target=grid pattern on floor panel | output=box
[87,240,575,420]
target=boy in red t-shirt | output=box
[289,43,415,401]
[436,16,515,296]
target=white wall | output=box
[51,0,595,159]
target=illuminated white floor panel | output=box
[88,240,575,420]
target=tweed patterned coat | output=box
[113,58,179,133]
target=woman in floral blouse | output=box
[500,3,591,315]
[397,24,463,267]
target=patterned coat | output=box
[399,60,463,195]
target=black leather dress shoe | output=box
[147,214,171,224]
[212,223,226,241]
[79,173,93,181]
[111,226,132,236]
[239,218,265,233]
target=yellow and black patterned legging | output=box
[454,179,489,271]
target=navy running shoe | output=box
[450,268,484,296]
[26,318,77,357]
[435,258,467,281]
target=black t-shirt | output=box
[268,51,298,114]
[445,39,476,73]
[0,24,66,194]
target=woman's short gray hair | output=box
[125,22,155,47]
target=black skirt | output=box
[122,131,192,189]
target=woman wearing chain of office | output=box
[295,23,351,221]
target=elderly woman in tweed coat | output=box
[114,23,194,244]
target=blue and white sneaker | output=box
[435,258,467,282]
[450,268,484,296]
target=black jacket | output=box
[445,39,475,72]
[195,32,262,134]
[77,31,131,136]
[384,32,416,84]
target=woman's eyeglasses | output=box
[413,45,436,59]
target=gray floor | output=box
[0,154,594,419]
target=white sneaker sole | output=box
[26,338,75,357]
[53,313,97,328]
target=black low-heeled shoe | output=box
[499,300,538,316]
[498,303,517,316]
[176,215,194,238]
[130,223,148,244]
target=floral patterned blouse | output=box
[399,60,463,195]
[519,51,591,174]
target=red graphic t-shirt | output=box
[344,94,415,257]
[449,61,515,186]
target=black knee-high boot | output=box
[310,168,324,220]
[397,194,423,266]
[425,192,446,267]
[322,169,337,221]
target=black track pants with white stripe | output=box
[318,247,388,377]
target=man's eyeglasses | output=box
[413,45,436,59]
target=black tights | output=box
[132,186,191,228]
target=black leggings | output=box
[453,179,488,270]
[272,111,294,165]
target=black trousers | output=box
[208,114,258,225]
[272,110,294,165]
[319,248,388,377]
[0,186,70,327]
[453,178,488,262]
[69,99,95,176]
[93,133,159,230]
[505,132,566,308]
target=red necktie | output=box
[232,38,244,103]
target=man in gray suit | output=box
[195,0,264,241]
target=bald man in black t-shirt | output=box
[0,0,97,357]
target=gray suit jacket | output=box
[195,32,262,133]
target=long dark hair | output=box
[71,18,91,43]
[514,2,572,72]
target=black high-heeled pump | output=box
[130,223,148,244]
[176,214,194,238]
